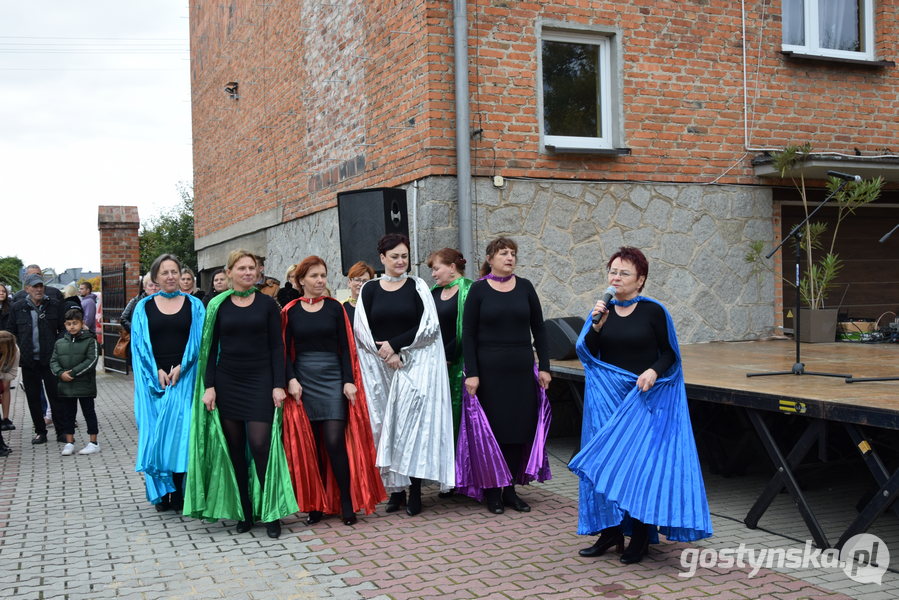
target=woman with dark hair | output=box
[281,256,383,526]
[569,246,712,564]
[354,234,454,516]
[131,253,205,511]
[460,237,552,514]
[185,249,297,538]
[342,261,374,323]
[203,268,228,306]
[427,248,472,437]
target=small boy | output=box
[50,308,100,456]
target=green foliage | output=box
[745,145,883,309]
[139,182,197,274]
[0,256,24,292]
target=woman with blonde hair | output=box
[185,249,297,538]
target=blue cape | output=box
[568,297,712,542]
[132,292,205,503]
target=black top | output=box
[584,300,676,376]
[462,277,550,377]
[361,279,424,351]
[342,299,356,325]
[145,297,192,372]
[432,288,458,359]
[284,300,353,384]
[204,294,286,389]
[4,296,66,367]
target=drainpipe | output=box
[453,0,474,261]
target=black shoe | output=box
[579,527,624,557]
[486,500,504,514]
[502,488,531,512]
[31,433,47,445]
[154,499,172,512]
[236,520,254,533]
[438,489,454,499]
[343,513,358,526]
[385,491,406,513]
[405,489,422,516]
[1,418,14,431]
[620,523,650,564]
[305,510,323,525]
[265,520,281,539]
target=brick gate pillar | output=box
[98,206,141,300]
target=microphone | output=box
[591,286,617,324]
[826,170,862,182]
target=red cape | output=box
[280,297,386,514]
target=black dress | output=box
[360,279,424,352]
[204,294,285,422]
[284,301,352,421]
[144,298,192,372]
[583,301,676,376]
[432,288,458,359]
[462,277,549,444]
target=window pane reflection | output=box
[543,40,601,138]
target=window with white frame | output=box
[782,0,875,60]
[540,29,614,151]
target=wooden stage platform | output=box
[549,339,899,550]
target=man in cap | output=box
[5,273,67,443]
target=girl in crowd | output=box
[185,250,297,538]
[0,331,18,455]
[460,237,552,514]
[342,261,374,324]
[131,254,205,510]
[281,256,383,526]
[354,234,454,515]
[428,248,472,437]
[204,268,228,306]
[180,267,205,302]
[569,246,712,564]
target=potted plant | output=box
[746,144,883,342]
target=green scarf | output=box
[431,277,472,436]
[183,290,298,522]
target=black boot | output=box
[385,491,406,513]
[578,525,624,557]
[484,487,504,514]
[406,478,422,516]
[502,485,530,512]
[620,521,650,564]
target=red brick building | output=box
[189,0,899,342]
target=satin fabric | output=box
[132,292,205,504]
[568,297,713,542]
[353,276,455,492]
[455,363,552,501]
[280,297,385,515]
[183,290,298,522]
[430,277,472,436]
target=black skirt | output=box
[293,352,346,421]
[475,343,538,444]
[215,357,275,422]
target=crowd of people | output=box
[0,243,711,559]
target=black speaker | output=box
[545,316,586,360]
[337,187,409,275]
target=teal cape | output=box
[132,292,205,504]
[183,290,298,522]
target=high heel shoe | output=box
[265,520,281,539]
[385,491,406,513]
[620,523,650,564]
[578,526,624,557]
[305,510,323,525]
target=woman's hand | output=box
[376,340,395,360]
[157,368,171,389]
[538,370,552,390]
[287,378,302,402]
[202,387,216,411]
[273,387,286,408]
[343,382,357,405]
[465,376,479,396]
[591,299,610,330]
[636,368,658,392]
[385,354,402,370]
[168,364,182,387]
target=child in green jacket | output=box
[50,308,100,456]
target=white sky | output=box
[0,1,192,275]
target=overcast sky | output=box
[0,2,192,275]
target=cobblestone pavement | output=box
[0,367,896,599]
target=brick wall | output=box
[97,205,140,300]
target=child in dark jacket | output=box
[50,308,100,456]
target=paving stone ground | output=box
[0,365,896,599]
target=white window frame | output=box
[539,29,614,151]
[781,0,875,61]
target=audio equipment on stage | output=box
[337,188,409,275]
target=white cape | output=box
[353,276,455,492]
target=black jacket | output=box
[5,296,66,367]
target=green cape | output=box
[431,277,472,436]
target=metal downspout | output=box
[453,0,474,261]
